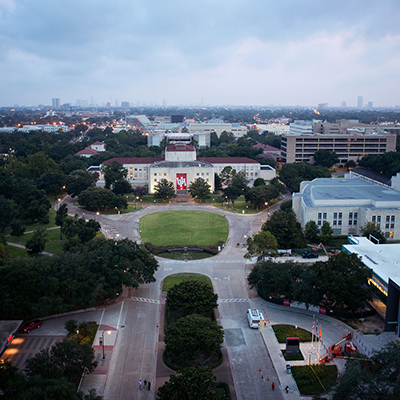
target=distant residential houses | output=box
[76,141,106,158]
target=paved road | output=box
[57,195,397,399]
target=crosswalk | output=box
[130,296,249,304]
[162,259,244,264]
[130,297,160,304]
[218,298,249,303]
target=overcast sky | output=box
[1,0,400,108]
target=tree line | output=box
[0,237,158,320]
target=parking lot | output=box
[3,334,65,370]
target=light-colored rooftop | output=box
[299,178,400,209]
[344,237,400,288]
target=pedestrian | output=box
[272,382,275,391]
[148,381,151,391]
[285,385,289,393]
[138,380,142,390]
[144,379,147,389]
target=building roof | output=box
[350,167,391,186]
[77,146,98,155]
[253,143,281,152]
[298,177,400,208]
[166,144,195,152]
[344,237,400,288]
[102,157,163,165]
[91,141,105,146]
[198,157,259,164]
[150,160,214,168]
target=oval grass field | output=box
[139,210,229,246]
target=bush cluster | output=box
[145,240,224,255]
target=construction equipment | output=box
[309,243,340,257]
[320,332,358,363]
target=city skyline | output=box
[1,1,400,108]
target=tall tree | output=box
[313,150,339,168]
[157,366,219,400]
[245,231,278,260]
[166,280,218,317]
[262,210,306,249]
[55,203,68,240]
[332,342,400,400]
[164,314,224,362]
[304,220,320,242]
[25,226,49,254]
[188,177,212,201]
[320,221,333,244]
[102,161,127,190]
[63,216,100,244]
[154,179,176,201]
[360,221,386,244]
[223,185,241,209]
[25,339,98,384]
[66,170,97,198]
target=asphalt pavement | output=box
[51,196,399,399]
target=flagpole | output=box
[318,324,322,361]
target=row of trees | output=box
[0,237,158,320]
[158,280,225,399]
[248,252,373,311]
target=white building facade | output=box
[293,177,400,240]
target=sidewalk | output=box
[251,298,399,398]
[78,324,118,396]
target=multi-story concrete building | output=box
[293,177,400,239]
[188,122,247,138]
[282,119,396,164]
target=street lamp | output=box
[100,329,111,360]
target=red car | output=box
[20,319,42,333]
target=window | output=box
[318,212,327,226]
[354,212,358,226]
[333,212,337,226]
[386,215,390,229]
[338,213,342,226]
[391,215,395,229]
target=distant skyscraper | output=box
[52,98,60,109]
[357,96,363,108]
[121,101,130,108]
[367,101,373,108]
[341,101,347,108]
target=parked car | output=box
[20,319,42,333]
[302,252,319,259]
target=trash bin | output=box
[286,364,291,374]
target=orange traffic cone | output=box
[261,375,264,379]
[267,377,269,381]
[259,368,262,372]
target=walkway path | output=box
[61,195,397,399]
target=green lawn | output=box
[162,273,213,292]
[272,324,314,343]
[292,364,338,395]
[139,211,228,246]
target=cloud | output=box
[1,0,400,106]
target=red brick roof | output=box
[198,157,259,164]
[102,157,163,164]
[91,141,105,146]
[77,146,98,155]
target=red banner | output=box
[319,307,326,315]
[176,174,187,190]
[283,299,290,307]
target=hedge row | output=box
[145,241,225,255]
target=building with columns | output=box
[100,143,276,193]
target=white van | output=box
[247,308,262,329]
